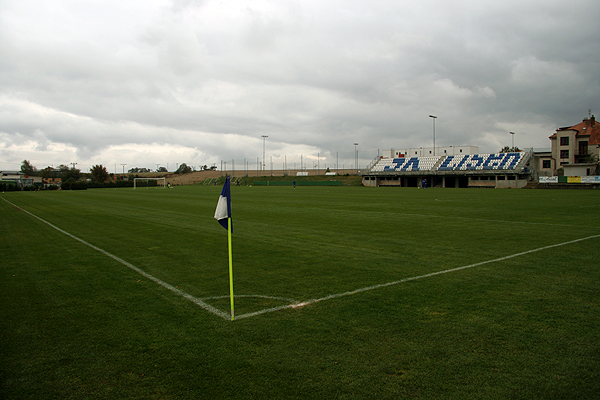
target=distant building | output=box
[1,171,42,188]
[528,148,554,178]
[549,115,600,176]
[43,177,62,187]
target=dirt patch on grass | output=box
[163,170,222,186]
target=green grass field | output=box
[2,186,600,399]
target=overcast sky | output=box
[1,0,599,173]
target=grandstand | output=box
[363,149,533,188]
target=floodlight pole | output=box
[354,143,359,174]
[510,132,515,150]
[261,135,268,173]
[429,115,437,156]
[121,164,127,174]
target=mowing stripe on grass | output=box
[235,233,600,319]
[5,196,600,322]
[2,197,230,321]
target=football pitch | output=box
[1,186,599,399]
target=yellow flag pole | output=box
[228,217,234,321]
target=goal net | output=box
[133,177,166,189]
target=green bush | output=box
[0,182,19,192]
[61,179,87,190]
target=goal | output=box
[133,177,166,189]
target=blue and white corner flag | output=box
[214,177,232,231]
[214,176,235,321]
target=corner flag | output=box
[214,177,232,231]
[214,177,235,320]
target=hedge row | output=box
[1,179,160,191]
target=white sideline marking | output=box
[2,197,230,321]
[235,233,600,320]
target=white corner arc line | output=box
[236,233,600,319]
[2,197,230,321]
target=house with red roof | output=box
[549,115,600,176]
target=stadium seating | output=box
[370,152,525,173]
[372,156,442,172]
[437,153,523,171]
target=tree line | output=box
[11,160,209,191]
[128,164,216,174]
[19,161,210,179]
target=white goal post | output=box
[133,177,166,189]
